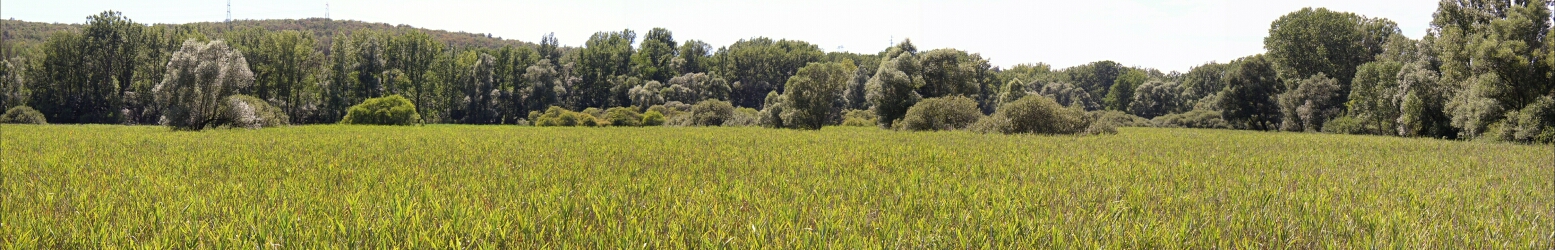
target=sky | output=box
[3,0,1442,72]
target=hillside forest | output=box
[1,1,1553,143]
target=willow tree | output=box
[154,40,254,130]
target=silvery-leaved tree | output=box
[154,40,254,130]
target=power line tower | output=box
[226,0,232,22]
[326,2,331,19]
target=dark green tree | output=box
[1219,55,1282,130]
[633,28,678,82]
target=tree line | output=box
[1,1,1552,142]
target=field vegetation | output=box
[1,125,1549,248]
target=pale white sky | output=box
[3,0,1440,72]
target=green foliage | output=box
[218,95,290,129]
[0,106,47,124]
[1346,61,1404,135]
[640,110,666,126]
[758,91,786,128]
[1091,110,1151,128]
[1151,110,1230,129]
[155,40,255,131]
[576,29,637,109]
[1496,96,1555,143]
[1277,73,1343,132]
[1103,70,1148,111]
[1036,81,1101,111]
[1178,62,1230,109]
[1219,55,1282,130]
[723,107,760,127]
[533,106,602,127]
[865,41,924,128]
[1264,7,1395,90]
[661,73,731,104]
[1128,80,1181,119]
[972,95,1092,135]
[689,99,735,126]
[1322,116,1369,135]
[1433,1,1552,139]
[779,62,853,130]
[603,107,642,127]
[1396,61,1454,137]
[898,96,983,131]
[840,109,878,127]
[340,95,421,125]
[1064,60,1124,100]
[917,48,991,99]
[632,28,678,83]
[712,37,823,108]
[0,58,28,110]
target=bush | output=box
[1091,110,1150,128]
[533,106,603,127]
[220,95,289,129]
[897,96,984,131]
[1151,110,1230,129]
[604,107,643,126]
[840,109,877,127]
[1322,116,1370,134]
[581,107,606,120]
[723,107,760,127]
[690,100,736,126]
[340,95,421,125]
[641,110,666,126]
[0,106,47,124]
[972,95,1093,135]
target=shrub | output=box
[840,109,877,127]
[972,95,1092,134]
[723,108,760,127]
[0,106,47,124]
[604,107,643,127]
[641,110,666,126]
[898,96,984,131]
[1091,110,1150,128]
[534,106,604,127]
[340,95,421,125]
[1151,110,1230,129]
[690,100,736,126]
[220,95,289,129]
[581,107,606,120]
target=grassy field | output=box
[0,124,1550,248]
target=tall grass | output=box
[1,125,1550,248]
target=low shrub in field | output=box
[1152,110,1230,129]
[723,107,760,127]
[581,107,607,120]
[340,95,420,125]
[690,100,735,126]
[840,109,877,127]
[532,106,604,127]
[604,107,644,126]
[1322,116,1370,135]
[1091,110,1150,127]
[221,95,289,129]
[641,110,666,126]
[897,96,983,131]
[972,95,1095,134]
[0,106,47,124]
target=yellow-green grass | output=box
[0,124,1550,248]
